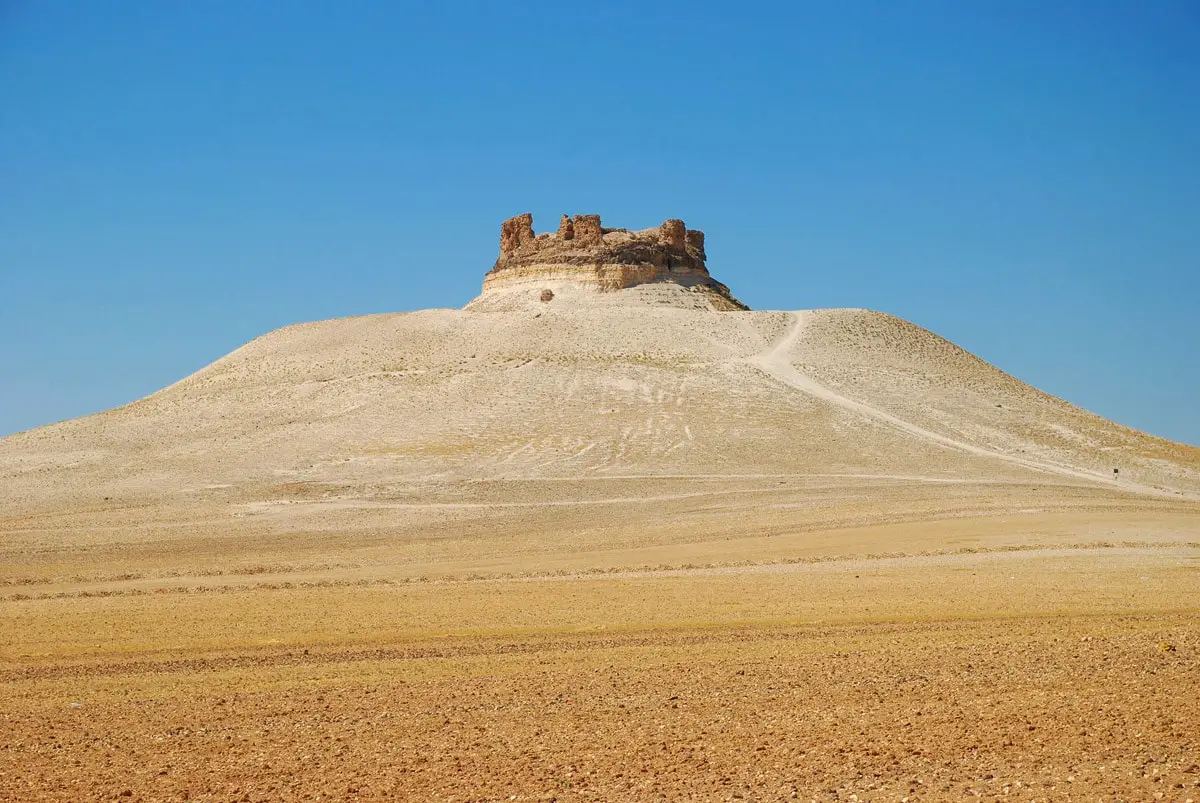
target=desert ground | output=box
[2,290,1198,800]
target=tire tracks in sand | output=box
[743,312,1186,500]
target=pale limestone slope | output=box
[794,309,1200,494]
[1,299,1197,520]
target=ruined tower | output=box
[478,213,747,310]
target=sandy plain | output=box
[2,289,1199,801]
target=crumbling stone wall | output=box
[572,214,602,246]
[499,213,708,259]
[499,213,536,256]
[557,215,574,240]
[483,211,744,307]
[659,219,686,250]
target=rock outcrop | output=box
[499,213,536,255]
[481,213,748,309]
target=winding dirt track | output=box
[745,312,1178,498]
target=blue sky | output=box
[2,1,1197,444]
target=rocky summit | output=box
[473,212,748,310]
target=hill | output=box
[1,283,1197,582]
[3,217,1199,801]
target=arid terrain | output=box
[2,278,1199,801]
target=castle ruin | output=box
[482,213,746,309]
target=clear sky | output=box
[2,1,1198,444]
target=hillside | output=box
[1,288,1198,579]
[4,299,1198,501]
[4,279,1200,803]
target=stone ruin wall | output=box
[498,213,536,255]
[572,214,603,246]
[482,212,747,309]
[659,218,686,250]
[496,213,704,260]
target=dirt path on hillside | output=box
[744,312,1185,499]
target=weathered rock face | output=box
[573,214,603,246]
[499,213,536,255]
[659,219,686,250]
[481,213,747,309]
[557,215,574,240]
